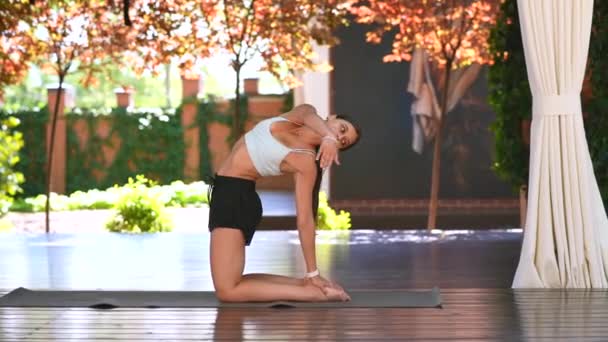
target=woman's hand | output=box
[307,275,351,301]
[316,137,340,169]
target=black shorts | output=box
[208,175,263,246]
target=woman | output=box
[209,103,361,303]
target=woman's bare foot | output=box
[304,283,350,302]
[323,285,351,302]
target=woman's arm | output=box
[288,153,349,297]
[284,104,335,139]
[283,104,340,169]
[292,155,318,274]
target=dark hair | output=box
[311,115,362,221]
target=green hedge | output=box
[488,0,531,192]
[587,1,608,205]
[0,116,25,216]
[0,107,48,198]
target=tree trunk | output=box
[45,75,64,233]
[233,64,242,143]
[427,60,453,230]
[123,0,131,26]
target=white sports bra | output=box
[244,116,316,176]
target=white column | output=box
[294,43,332,196]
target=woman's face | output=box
[327,115,358,150]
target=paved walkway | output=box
[3,191,295,234]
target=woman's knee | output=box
[214,284,239,302]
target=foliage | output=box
[206,0,352,86]
[10,177,209,213]
[352,0,502,67]
[194,99,217,183]
[123,0,216,78]
[0,108,46,198]
[0,0,35,96]
[487,0,531,191]
[317,192,351,230]
[586,0,608,206]
[160,180,209,208]
[0,0,32,33]
[0,116,25,216]
[203,0,353,138]
[105,175,172,233]
[0,218,13,232]
[19,1,128,85]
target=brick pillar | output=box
[181,77,202,181]
[115,87,134,108]
[244,78,259,95]
[46,84,73,194]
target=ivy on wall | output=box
[487,0,531,192]
[66,107,186,193]
[6,93,293,196]
[194,99,217,183]
[180,95,245,183]
[586,1,608,206]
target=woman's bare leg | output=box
[210,228,347,302]
[242,273,304,286]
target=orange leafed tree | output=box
[353,0,502,229]
[20,0,128,233]
[202,0,353,141]
[121,0,217,79]
[0,0,35,98]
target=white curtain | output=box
[513,0,608,288]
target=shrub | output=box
[105,176,172,233]
[152,180,208,207]
[0,116,25,216]
[10,178,209,212]
[317,192,351,230]
[0,218,13,233]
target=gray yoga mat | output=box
[0,287,442,308]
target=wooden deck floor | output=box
[1,230,607,341]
